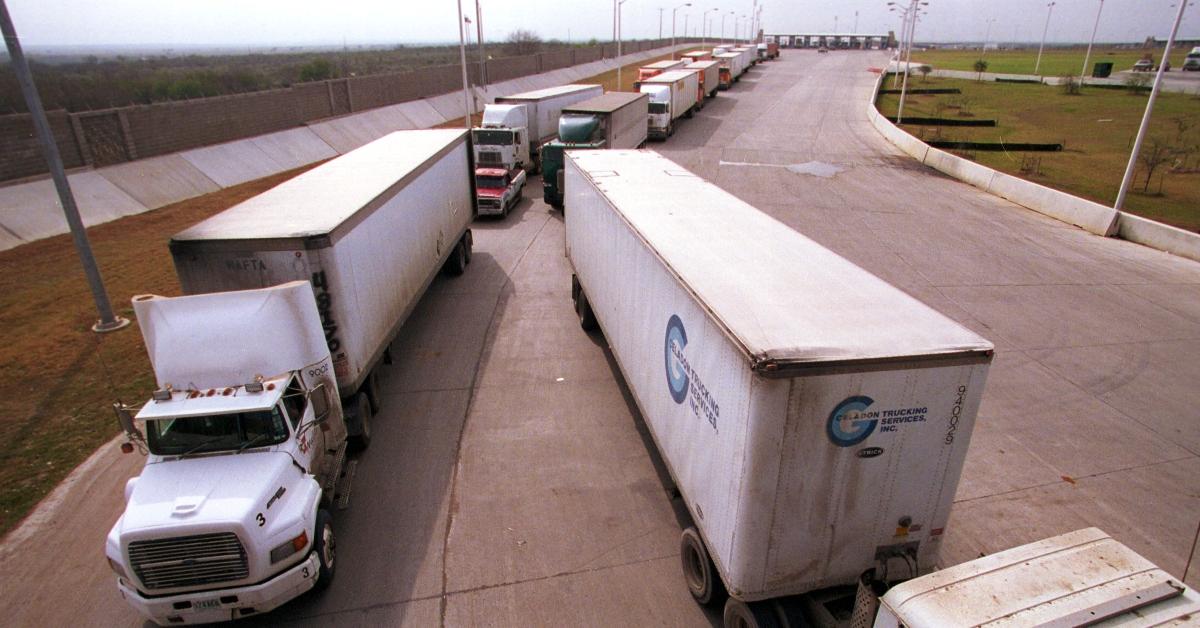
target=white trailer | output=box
[563,150,993,624]
[639,69,700,140]
[875,528,1200,627]
[714,52,743,88]
[475,84,603,173]
[685,60,721,99]
[170,129,476,446]
[731,47,755,70]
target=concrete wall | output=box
[0,42,693,252]
[868,71,1200,263]
[0,39,697,185]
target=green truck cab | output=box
[541,92,650,209]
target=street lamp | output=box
[703,8,719,48]
[982,17,995,58]
[456,0,472,129]
[740,14,747,43]
[617,0,629,89]
[672,2,692,59]
[725,10,734,45]
[1079,0,1104,86]
[1034,1,1056,75]
[1115,0,1191,209]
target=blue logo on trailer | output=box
[665,315,689,404]
[827,396,877,447]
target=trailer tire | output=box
[576,289,598,332]
[444,241,467,276]
[723,598,781,628]
[681,527,726,606]
[463,230,473,264]
[313,510,336,590]
[365,370,381,415]
[348,392,372,451]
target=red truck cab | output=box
[474,167,526,218]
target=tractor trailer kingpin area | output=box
[562,150,994,627]
[106,129,476,625]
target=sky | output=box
[5,0,1198,50]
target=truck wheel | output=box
[685,107,695,119]
[348,392,372,451]
[365,370,381,415]
[668,123,675,137]
[463,230,473,264]
[313,509,336,590]
[723,598,781,628]
[576,289,599,332]
[681,527,726,607]
[444,241,467,276]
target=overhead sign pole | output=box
[0,0,128,333]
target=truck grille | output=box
[479,199,501,209]
[479,151,502,165]
[128,532,249,591]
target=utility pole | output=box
[659,8,664,40]
[0,0,128,333]
[1035,1,1056,75]
[1115,0,1189,210]
[456,0,471,129]
[475,0,487,87]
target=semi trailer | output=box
[106,129,476,625]
[541,91,649,208]
[713,52,743,89]
[563,150,993,626]
[637,59,686,85]
[472,84,603,173]
[685,60,721,100]
[639,69,700,139]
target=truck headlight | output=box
[107,557,128,580]
[270,530,309,564]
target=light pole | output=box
[659,8,664,39]
[684,13,690,43]
[0,0,128,333]
[1079,0,1104,86]
[892,0,927,125]
[475,0,487,87]
[982,17,995,58]
[703,8,718,48]
[672,2,691,59]
[740,14,747,43]
[726,11,734,45]
[1115,0,1190,210]
[456,0,472,129]
[617,0,629,89]
[1034,1,1056,75]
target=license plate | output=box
[194,599,221,610]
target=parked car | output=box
[818,46,829,54]
[1132,58,1153,72]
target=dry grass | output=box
[0,165,317,537]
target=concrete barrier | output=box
[0,43,691,252]
[97,154,219,210]
[923,147,996,190]
[0,172,147,246]
[1117,212,1200,263]
[248,128,338,171]
[868,75,1120,238]
[181,140,288,188]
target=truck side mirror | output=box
[113,403,146,453]
[309,383,331,422]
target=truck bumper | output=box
[116,551,320,625]
[648,128,669,140]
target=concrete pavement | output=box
[1,49,1198,627]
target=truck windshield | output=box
[146,406,290,456]
[648,103,669,114]
[473,129,513,146]
[476,175,506,188]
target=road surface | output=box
[2,49,1197,627]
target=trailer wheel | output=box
[463,230,473,264]
[313,509,336,590]
[576,289,598,332]
[444,241,467,276]
[723,598,781,628]
[365,370,381,415]
[681,527,726,606]
[348,392,372,451]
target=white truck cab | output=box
[107,282,348,625]
[472,104,531,172]
[641,85,673,139]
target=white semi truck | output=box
[106,129,476,625]
[563,150,994,626]
[639,69,700,140]
[471,84,603,174]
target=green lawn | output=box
[910,47,1161,77]
[877,76,1200,232]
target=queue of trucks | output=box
[101,43,1199,628]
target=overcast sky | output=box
[6,0,1198,49]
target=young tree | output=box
[1124,72,1151,95]
[505,29,543,56]
[1137,137,1181,193]
[917,64,932,82]
[973,59,988,81]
